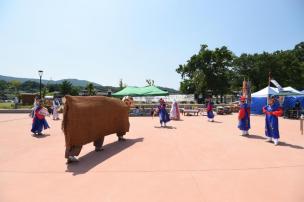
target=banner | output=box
[247,80,251,105]
[242,79,247,97]
[270,79,283,92]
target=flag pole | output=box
[267,72,272,105]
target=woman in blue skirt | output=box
[31,100,50,135]
[158,98,170,127]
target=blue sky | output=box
[0,0,303,89]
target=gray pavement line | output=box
[171,130,206,202]
[1,164,304,174]
[0,118,29,123]
[189,170,206,202]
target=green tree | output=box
[146,79,155,86]
[60,80,73,96]
[178,41,304,97]
[9,80,21,95]
[233,42,304,91]
[71,87,80,96]
[119,79,123,90]
[0,80,8,92]
[48,84,60,92]
[86,83,95,96]
[0,80,8,100]
[42,87,49,98]
[176,44,234,100]
[179,79,196,93]
[20,81,41,93]
[118,79,127,90]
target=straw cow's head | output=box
[122,96,133,107]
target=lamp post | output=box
[38,70,43,98]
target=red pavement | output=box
[0,113,303,202]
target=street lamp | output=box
[38,70,43,98]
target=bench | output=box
[182,109,200,116]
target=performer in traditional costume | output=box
[263,95,283,145]
[118,96,133,141]
[30,96,40,118]
[238,96,250,136]
[158,98,170,127]
[206,97,214,122]
[31,100,50,135]
[52,97,61,120]
[170,100,180,120]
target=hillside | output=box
[0,75,179,93]
[0,75,101,87]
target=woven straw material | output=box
[62,96,130,147]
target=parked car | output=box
[216,106,224,115]
[223,106,233,114]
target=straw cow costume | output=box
[62,96,130,163]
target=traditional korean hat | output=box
[240,96,246,102]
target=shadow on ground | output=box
[154,126,177,129]
[279,141,304,149]
[31,133,51,138]
[66,137,144,175]
[210,121,222,123]
[243,134,267,140]
[244,134,304,149]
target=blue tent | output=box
[282,96,304,110]
[250,86,304,114]
[251,87,278,114]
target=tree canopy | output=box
[177,42,304,96]
[86,83,95,96]
[60,80,80,96]
[176,45,234,97]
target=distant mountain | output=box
[0,75,35,83]
[53,79,101,87]
[0,75,101,87]
[158,86,180,94]
[0,75,180,93]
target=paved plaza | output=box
[0,113,303,202]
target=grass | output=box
[0,103,14,109]
[0,103,32,109]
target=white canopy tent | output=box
[251,86,278,98]
[282,86,302,94]
[252,86,302,98]
[251,86,303,114]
